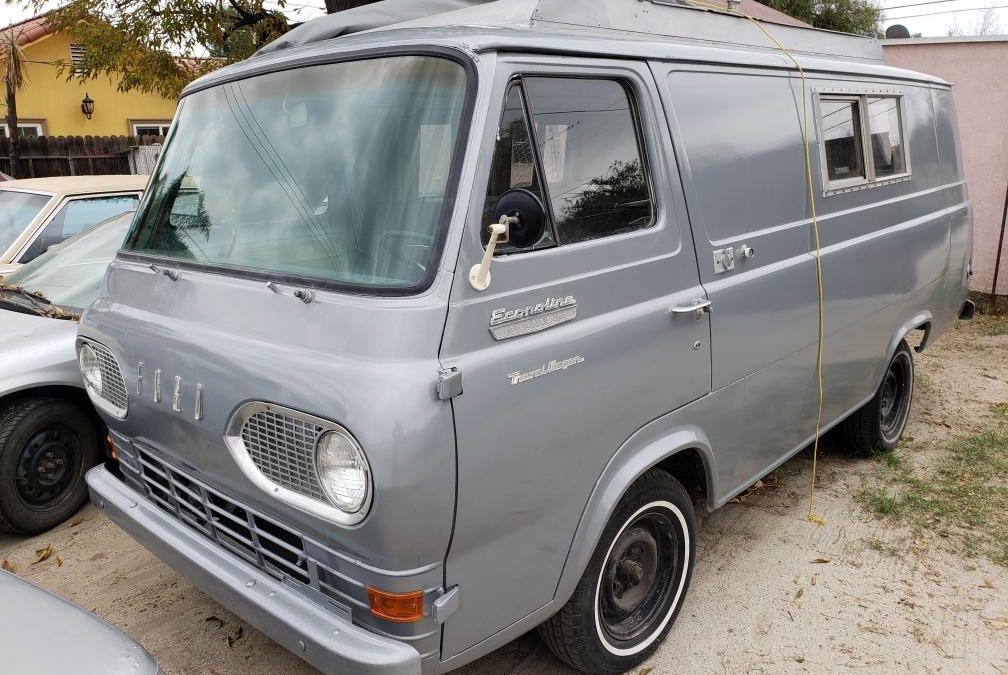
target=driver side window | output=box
[482,76,654,254]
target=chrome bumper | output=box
[87,465,422,675]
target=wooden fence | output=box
[0,134,165,178]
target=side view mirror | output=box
[492,188,547,248]
[469,189,547,291]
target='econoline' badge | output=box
[489,295,577,340]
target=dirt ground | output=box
[1,317,1005,675]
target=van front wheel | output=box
[538,469,696,675]
[842,340,914,455]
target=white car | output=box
[0,211,134,533]
[0,175,146,274]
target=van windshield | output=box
[125,55,468,291]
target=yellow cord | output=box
[682,0,826,525]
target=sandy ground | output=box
[1,318,1005,675]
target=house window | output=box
[70,44,86,75]
[131,122,172,137]
[482,77,653,252]
[817,91,910,195]
[0,122,44,138]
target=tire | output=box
[538,469,696,675]
[0,398,101,534]
[841,340,914,455]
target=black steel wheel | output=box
[842,340,915,455]
[539,469,695,675]
[0,398,100,534]
[16,427,81,509]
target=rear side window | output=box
[817,91,910,195]
[867,96,906,177]
[482,76,653,253]
[820,98,865,183]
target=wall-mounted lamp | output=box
[81,93,94,120]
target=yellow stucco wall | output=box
[16,32,178,136]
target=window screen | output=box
[867,97,906,177]
[821,98,865,183]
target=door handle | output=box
[670,299,712,318]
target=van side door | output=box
[438,57,710,660]
[654,65,821,495]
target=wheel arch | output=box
[553,425,714,608]
[890,311,932,357]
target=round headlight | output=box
[79,344,102,393]
[315,430,370,514]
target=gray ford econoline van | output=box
[78,1,974,674]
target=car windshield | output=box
[1,211,134,311]
[125,55,469,291]
[0,190,52,253]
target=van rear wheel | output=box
[538,469,695,675]
[841,340,914,455]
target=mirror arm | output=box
[469,217,510,291]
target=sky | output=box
[1,0,1007,39]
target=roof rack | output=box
[258,0,883,62]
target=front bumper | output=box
[87,465,422,675]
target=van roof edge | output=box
[256,0,883,63]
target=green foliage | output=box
[6,0,299,98]
[757,0,884,38]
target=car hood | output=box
[0,309,81,393]
[0,570,159,675]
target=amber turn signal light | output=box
[366,587,424,623]
[106,434,118,460]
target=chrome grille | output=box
[240,410,326,501]
[91,342,128,411]
[136,448,312,584]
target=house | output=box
[3,14,178,138]
[883,36,1008,294]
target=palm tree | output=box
[1,26,27,179]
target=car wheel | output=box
[538,468,696,675]
[842,340,914,455]
[0,398,101,534]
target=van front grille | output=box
[239,410,327,502]
[135,448,311,584]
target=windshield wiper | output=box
[0,285,79,320]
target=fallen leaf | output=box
[794,655,806,664]
[794,587,805,600]
[204,615,224,629]
[1,559,15,573]
[638,668,654,675]
[979,578,994,589]
[55,556,62,568]
[32,545,52,565]
[68,517,83,528]
[810,557,831,564]
[811,575,818,586]
[226,626,244,648]
[807,514,826,527]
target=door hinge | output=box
[432,586,460,624]
[437,368,463,400]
